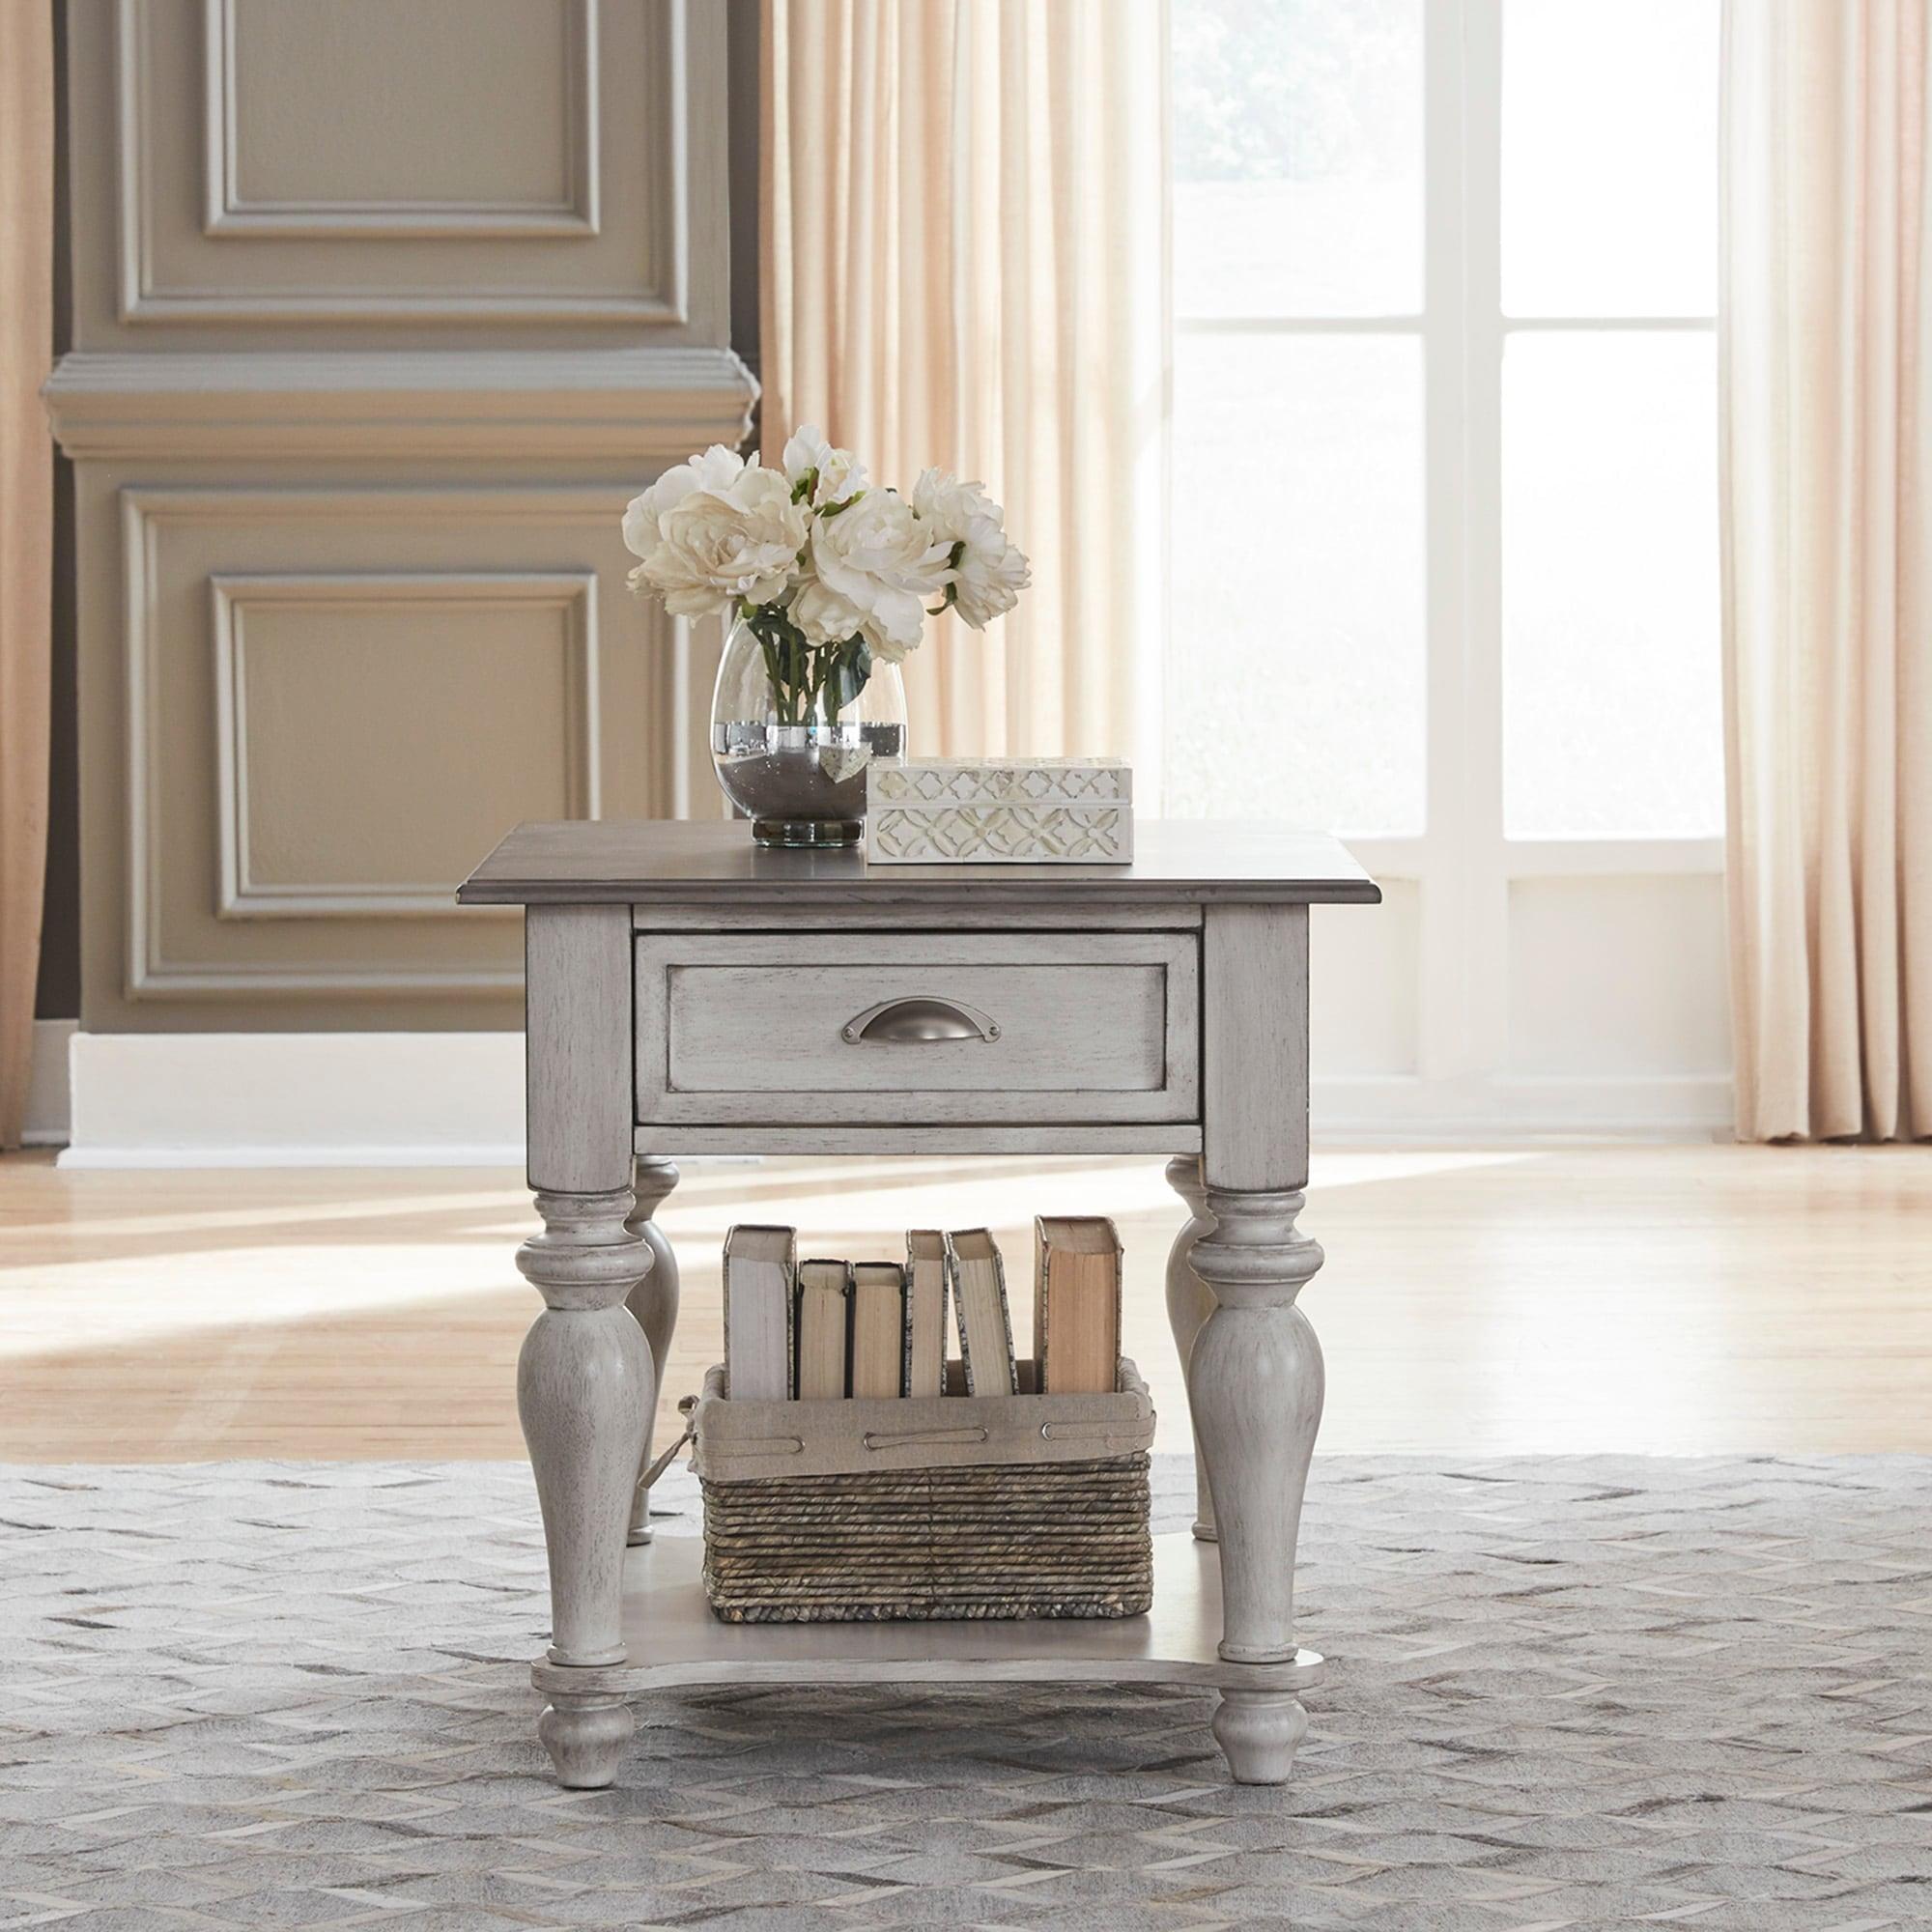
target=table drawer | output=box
[634,932,1199,1125]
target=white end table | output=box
[458,819,1379,1788]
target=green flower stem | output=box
[741,606,872,730]
[755,634,790,724]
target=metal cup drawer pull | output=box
[841,996,1001,1043]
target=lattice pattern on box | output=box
[869,758,1132,805]
[866,759,1133,865]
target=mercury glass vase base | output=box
[711,720,905,849]
[751,815,865,849]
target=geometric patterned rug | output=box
[3,1456,1929,1930]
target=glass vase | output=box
[709,616,908,847]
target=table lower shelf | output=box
[530,1533,1322,1698]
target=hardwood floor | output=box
[2,1145,1928,1461]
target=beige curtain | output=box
[760,0,1167,760]
[1720,0,1932,1140]
[0,4,56,1150]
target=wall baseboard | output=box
[21,1019,77,1147]
[1311,1072,1736,1144]
[59,1030,526,1168]
[35,1030,1737,1167]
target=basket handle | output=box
[862,1424,991,1451]
[637,1401,700,1493]
[705,1435,807,1458]
[1039,1419,1145,1442]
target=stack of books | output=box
[722,1219,1123,1402]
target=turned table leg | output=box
[1191,899,1326,1785]
[516,1184,655,1788]
[625,1156,681,1545]
[1187,1185,1324,1782]
[1164,1154,1219,1543]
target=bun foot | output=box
[1212,1690,1309,1784]
[538,1691,634,1789]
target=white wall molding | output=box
[201,0,602,240]
[117,485,674,1004]
[43,347,758,460]
[121,0,679,323]
[38,1030,1737,1167]
[48,0,743,1048]
[210,571,598,920]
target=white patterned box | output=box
[865,758,1133,865]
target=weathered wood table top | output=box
[457,817,1380,906]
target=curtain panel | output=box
[1720,0,1932,1140]
[760,0,1167,762]
[0,4,56,1149]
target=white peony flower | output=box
[621,447,808,618]
[910,467,1031,629]
[788,577,869,647]
[804,489,952,660]
[781,424,867,507]
[910,466,1000,533]
[948,527,1032,629]
[621,443,743,560]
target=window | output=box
[1169,0,1426,838]
[1498,0,1720,838]
[1166,0,1727,1129]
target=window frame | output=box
[1156,0,1723,1110]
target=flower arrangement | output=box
[622,427,1030,726]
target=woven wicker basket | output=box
[690,1357,1156,1623]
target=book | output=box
[850,1262,909,1399]
[945,1228,1018,1396]
[903,1230,950,1399]
[722,1223,799,1401]
[794,1260,854,1400]
[1033,1215,1123,1395]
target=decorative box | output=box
[692,1356,1155,1622]
[865,757,1133,865]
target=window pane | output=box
[1168,335,1425,834]
[1502,0,1719,317]
[1502,332,1721,838]
[1174,0,1422,317]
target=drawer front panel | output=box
[635,932,1199,1124]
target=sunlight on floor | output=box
[4,1146,1929,1458]
[0,1151,1539,1359]
[0,1243,523,1356]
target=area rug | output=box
[3,1456,1929,1930]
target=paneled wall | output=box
[45,0,753,1036]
